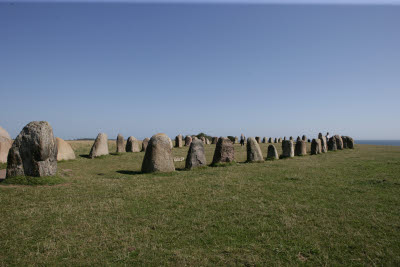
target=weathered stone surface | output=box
[267,144,279,160]
[234,137,238,144]
[274,138,278,143]
[328,136,337,151]
[168,137,173,149]
[174,157,185,162]
[283,137,287,141]
[281,140,294,158]
[126,136,140,152]
[297,136,301,142]
[262,137,267,143]
[342,136,348,148]
[212,137,234,165]
[141,138,150,152]
[6,121,57,178]
[201,137,206,144]
[290,136,293,141]
[307,139,311,143]
[246,137,263,162]
[116,134,125,153]
[311,138,321,155]
[206,138,211,145]
[302,135,307,142]
[0,139,12,163]
[319,135,327,153]
[295,140,307,156]
[347,137,355,149]
[255,136,261,144]
[141,133,175,173]
[56,137,76,161]
[212,137,218,144]
[0,126,12,163]
[185,135,192,146]
[175,134,183,148]
[335,135,343,150]
[278,138,282,143]
[268,137,273,143]
[185,139,207,169]
[89,133,109,158]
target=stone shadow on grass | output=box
[116,170,142,175]
[79,154,91,159]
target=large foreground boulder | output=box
[247,137,263,162]
[126,136,140,152]
[141,133,175,173]
[212,137,234,165]
[311,139,321,155]
[175,134,183,148]
[6,121,57,178]
[185,139,207,169]
[281,140,294,158]
[56,137,76,161]
[116,134,125,153]
[267,145,279,160]
[141,138,150,152]
[89,133,109,158]
[295,140,307,156]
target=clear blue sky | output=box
[1,1,399,140]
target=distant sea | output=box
[356,140,400,146]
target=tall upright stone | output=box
[311,139,321,155]
[283,137,287,141]
[234,136,239,144]
[289,136,293,141]
[175,134,183,148]
[274,138,278,143]
[297,136,301,142]
[347,136,355,149]
[0,126,12,163]
[318,133,327,153]
[201,136,206,144]
[185,139,207,169]
[141,133,175,173]
[328,136,337,151]
[116,134,125,153]
[302,135,307,142]
[295,140,307,156]
[268,137,273,143]
[342,136,348,148]
[266,145,279,160]
[89,133,109,158]
[281,140,294,158]
[278,138,282,143]
[262,137,267,143]
[6,121,57,178]
[211,137,234,165]
[126,136,140,152]
[255,136,261,144]
[141,138,150,152]
[185,135,192,146]
[335,135,343,150]
[246,137,264,162]
[56,137,76,161]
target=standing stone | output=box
[234,136,239,144]
[278,138,282,143]
[141,138,150,152]
[296,136,301,142]
[175,134,183,148]
[212,137,218,144]
[56,137,76,161]
[318,133,327,153]
[266,145,279,160]
[328,136,337,151]
[246,137,264,162]
[262,137,267,143]
[141,133,175,173]
[201,136,206,144]
[281,140,294,158]
[185,139,207,169]
[255,136,261,144]
[295,140,307,156]
[268,137,273,143]
[211,137,234,165]
[347,137,355,149]
[0,126,12,163]
[116,134,125,153]
[311,139,322,155]
[342,136,348,148]
[335,135,343,150]
[290,136,293,141]
[307,139,311,143]
[302,135,307,142]
[283,137,286,141]
[89,133,109,158]
[6,121,57,178]
[274,138,278,143]
[126,136,140,152]
[185,135,192,146]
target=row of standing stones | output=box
[1,121,354,178]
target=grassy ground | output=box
[1,140,400,265]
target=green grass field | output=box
[1,141,400,265]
